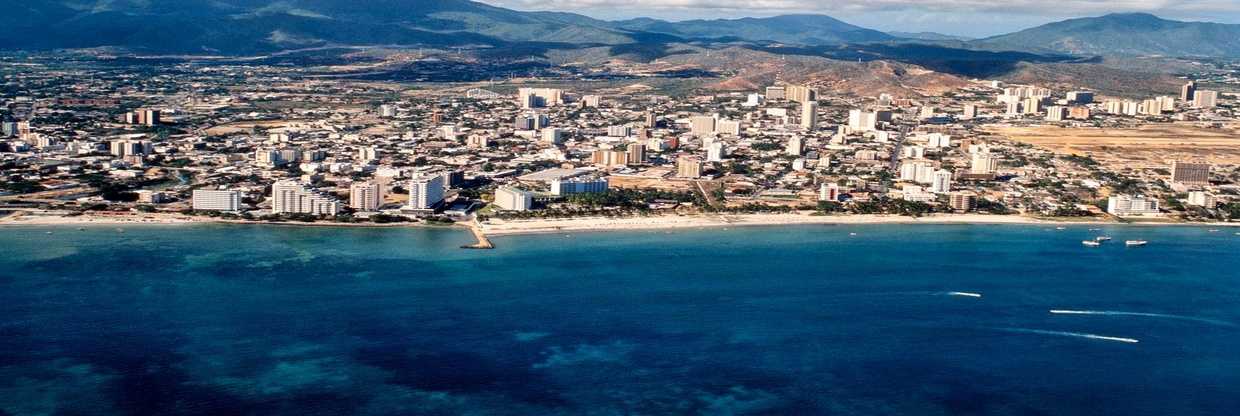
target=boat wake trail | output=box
[940,291,982,298]
[1050,310,1235,327]
[997,328,1139,344]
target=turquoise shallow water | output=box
[1,224,1239,415]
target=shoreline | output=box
[478,213,1239,237]
[3,211,1237,236]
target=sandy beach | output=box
[479,213,1099,236]
[5,210,1235,238]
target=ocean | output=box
[1,224,1238,415]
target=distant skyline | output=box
[484,0,1240,38]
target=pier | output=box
[461,221,494,250]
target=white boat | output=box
[1095,236,1112,242]
[1125,240,1148,247]
[1056,227,1066,230]
[1082,240,1101,247]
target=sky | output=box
[482,0,1240,38]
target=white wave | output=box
[1049,310,1235,327]
[943,291,982,298]
[999,328,1139,344]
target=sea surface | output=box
[1,224,1239,415]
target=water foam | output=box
[1049,310,1235,327]
[998,328,1139,344]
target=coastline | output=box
[4,211,1237,236]
[478,213,1082,236]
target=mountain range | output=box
[2,1,1239,59]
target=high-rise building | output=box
[494,187,534,211]
[1069,107,1092,120]
[591,149,629,167]
[765,86,787,100]
[1187,191,1216,209]
[1066,91,1095,104]
[801,101,818,130]
[542,128,563,144]
[1193,90,1219,109]
[1022,97,1042,114]
[706,142,726,162]
[109,139,152,157]
[1045,106,1069,121]
[847,109,878,132]
[786,85,818,104]
[1107,195,1160,216]
[949,192,978,212]
[192,190,242,212]
[818,182,841,202]
[358,146,379,163]
[407,174,446,209]
[349,181,383,212]
[900,160,936,184]
[271,181,342,215]
[627,144,647,164]
[1171,161,1210,186]
[644,112,658,128]
[962,104,978,119]
[970,152,999,175]
[930,170,953,193]
[716,119,741,136]
[786,136,803,156]
[551,178,609,195]
[690,116,716,136]
[677,156,703,179]
[1181,81,1197,102]
[517,88,563,109]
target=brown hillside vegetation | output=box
[654,47,971,98]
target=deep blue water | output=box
[1,224,1239,415]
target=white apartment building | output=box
[408,174,446,209]
[494,187,534,211]
[192,190,242,212]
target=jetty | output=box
[461,221,494,250]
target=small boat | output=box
[1208,229,1220,233]
[1088,228,1101,231]
[1056,227,1066,230]
[849,232,858,236]
[1082,240,1102,247]
[1125,240,1148,247]
[1095,236,1112,242]
[45,231,53,235]
[77,227,85,231]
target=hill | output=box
[609,14,895,45]
[971,13,1240,57]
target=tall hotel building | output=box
[192,190,242,212]
[786,85,818,104]
[1171,161,1210,186]
[349,181,383,212]
[407,174,446,209]
[271,181,342,215]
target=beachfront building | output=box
[494,187,534,211]
[192,190,242,212]
[551,177,608,196]
[271,181,342,215]
[349,181,383,212]
[1107,195,1160,216]
[408,174,446,210]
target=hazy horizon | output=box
[483,0,1240,38]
